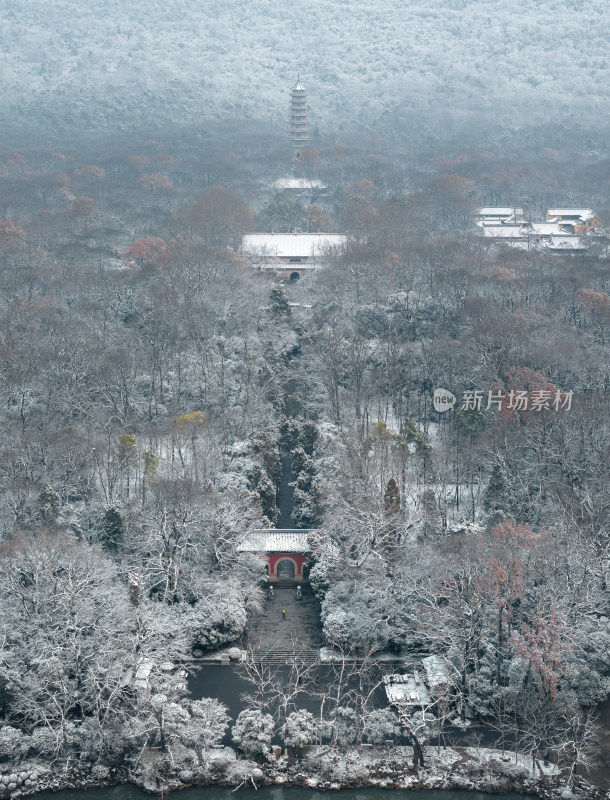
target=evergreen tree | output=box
[231,709,274,758]
[37,484,60,523]
[384,478,401,514]
[399,418,431,455]
[455,407,486,437]
[281,709,317,756]
[269,285,291,318]
[421,489,440,540]
[100,507,124,551]
[484,464,506,525]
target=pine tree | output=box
[484,464,506,525]
[384,478,401,514]
[269,285,291,318]
[38,484,60,523]
[421,489,440,540]
[100,506,123,551]
[399,418,431,455]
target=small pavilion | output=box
[237,529,311,582]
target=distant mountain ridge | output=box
[1,0,608,133]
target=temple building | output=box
[545,209,601,232]
[241,232,347,275]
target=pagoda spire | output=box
[290,78,308,160]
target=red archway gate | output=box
[237,530,312,584]
[267,552,307,582]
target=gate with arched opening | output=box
[237,530,312,583]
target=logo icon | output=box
[434,388,456,413]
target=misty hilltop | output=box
[1,0,609,135]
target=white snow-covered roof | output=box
[422,655,452,690]
[134,658,153,690]
[292,79,306,91]
[481,225,526,238]
[547,209,596,221]
[530,222,562,235]
[384,672,431,706]
[479,207,524,218]
[272,178,326,190]
[546,235,585,250]
[237,530,311,553]
[446,520,485,536]
[242,233,347,258]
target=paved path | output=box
[277,446,294,528]
[246,584,323,662]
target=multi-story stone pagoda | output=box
[290,78,308,160]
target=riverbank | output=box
[4,745,608,800]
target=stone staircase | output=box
[249,648,320,666]
[246,584,323,663]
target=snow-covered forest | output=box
[0,114,609,793]
[1,0,609,136]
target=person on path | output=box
[282,608,286,619]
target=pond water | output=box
[188,665,388,714]
[30,788,535,800]
[187,665,496,750]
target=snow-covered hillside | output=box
[1,0,609,133]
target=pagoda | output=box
[290,78,308,160]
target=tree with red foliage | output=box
[381,252,400,269]
[128,155,150,171]
[138,173,173,191]
[70,197,97,219]
[514,607,569,702]
[494,366,566,424]
[344,179,375,200]
[576,288,610,313]
[0,220,26,248]
[120,237,168,268]
[1,152,26,174]
[491,266,518,282]
[333,144,353,161]
[478,519,536,684]
[295,148,321,176]
[423,173,475,230]
[576,288,610,343]
[74,165,105,179]
[175,186,252,248]
[305,204,331,232]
